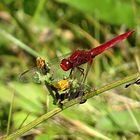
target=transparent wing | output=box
[19,67,44,84]
[19,53,71,84]
[48,57,70,80]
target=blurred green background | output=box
[0,0,140,140]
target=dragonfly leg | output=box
[72,67,85,82]
[69,69,72,77]
[68,63,91,103]
[77,62,92,103]
[77,67,84,75]
[77,86,85,104]
[82,60,93,83]
[77,89,87,104]
[69,68,74,78]
[67,67,84,102]
[67,82,76,101]
[68,66,87,103]
[69,67,84,81]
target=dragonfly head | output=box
[60,59,72,71]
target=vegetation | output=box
[0,0,140,140]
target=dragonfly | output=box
[60,30,135,81]
[59,30,135,104]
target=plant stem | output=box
[6,93,14,135]
[0,29,40,57]
[10,12,34,43]
[33,0,47,21]
[63,73,139,108]
[2,3,34,43]
[2,73,138,140]
[1,108,62,140]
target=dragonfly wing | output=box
[49,62,70,80]
[19,68,43,83]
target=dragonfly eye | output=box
[60,59,72,71]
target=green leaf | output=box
[0,81,47,114]
[96,111,140,132]
[0,83,12,102]
[23,0,38,15]
[2,0,15,4]
[57,0,135,27]
[12,82,46,113]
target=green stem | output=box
[2,3,34,43]
[63,73,139,108]
[1,73,138,140]
[0,29,40,57]
[10,12,34,43]
[33,0,47,21]
[6,93,14,135]
[2,108,62,140]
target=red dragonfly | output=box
[60,30,135,103]
[60,30,135,72]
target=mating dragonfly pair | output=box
[20,30,135,107]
